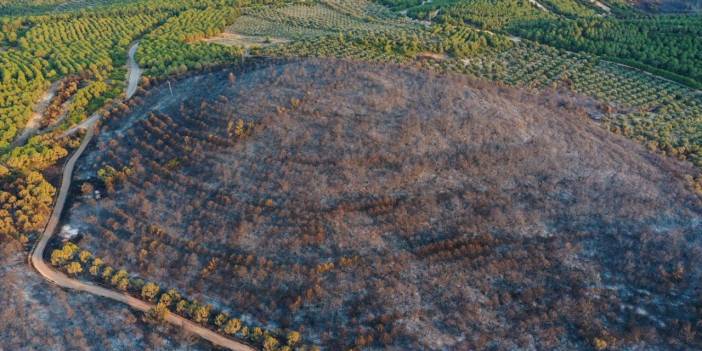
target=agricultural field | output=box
[227,0,417,41]
[1,0,702,350]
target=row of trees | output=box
[138,6,244,76]
[261,23,511,63]
[50,241,307,351]
[510,16,702,88]
[537,0,598,17]
[378,0,552,30]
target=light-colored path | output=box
[589,0,611,13]
[603,59,702,95]
[528,0,549,12]
[64,41,142,137]
[126,41,142,99]
[29,42,256,351]
[12,81,60,148]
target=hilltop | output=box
[59,59,702,350]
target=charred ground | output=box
[64,59,702,350]
[0,240,212,350]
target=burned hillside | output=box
[64,59,702,350]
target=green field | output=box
[228,0,417,41]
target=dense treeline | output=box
[0,0,135,16]
[260,20,511,62]
[510,16,702,87]
[136,0,334,76]
[435,0,551,29]
[0,48,49,149]
[138,7,244,76]
[537,0,597,17]
[376,0,700,91]
[0,9,166,245]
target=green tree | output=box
[263,335,279,351]
[89,264,101,276]
[193,304,211,324]
[50,242,80,266]
[159,288,181,309]
[147,303,168,323]
[102,266,114,281]
[66,261,83,275]
[176,299,189,314]
[116,278,129,291]
[79,250,92,263]
[252,327,263,341]
[214,312,229,328]
[223,318,242,335]
[141,282,160,302]
[111,269,128,286]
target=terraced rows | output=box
[256,23,702,167]
[454,42,702,165]
[228,0,417,41]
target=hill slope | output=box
[67,59,702,350]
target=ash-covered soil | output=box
[66,59,702,350]
[0,241,210,350]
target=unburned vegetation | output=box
[65,59,702,350]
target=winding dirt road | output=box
[30,42,256,351]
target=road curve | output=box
[63,41,143,137]
[29,43,256,351]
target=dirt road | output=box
[528,0,549,11]
[126,41,142,99]
[30,42,256,351]
[11,81,60,148]
[64,41,142,137]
